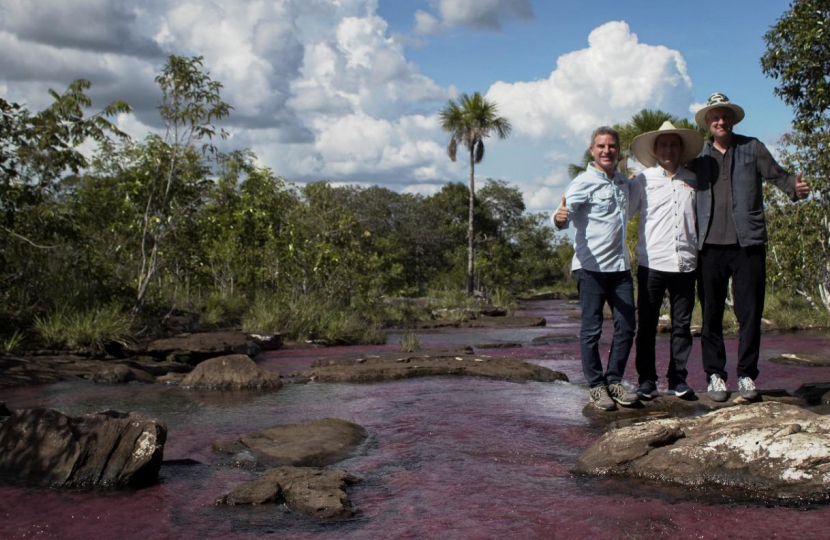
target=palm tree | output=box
[567,109,709,179]
[440,92,512,295]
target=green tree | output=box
[133,55,232,313]
[761,0,830,133]
[439,92,512,295]
[761,0,830,313]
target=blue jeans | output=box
[574,269,636,388]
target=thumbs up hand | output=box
[795,172,810,200]
[554,196,569,228]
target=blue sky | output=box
[0,0,797,214]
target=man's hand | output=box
[554,196,568,227]
[796,172,811,200]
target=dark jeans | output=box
[635,265,696,386]
[574,269,636,388]
[699,244,766,381]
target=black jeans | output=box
[574,269,636,388]
[699,244,766,381]
[635,265,696,386]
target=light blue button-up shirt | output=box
[554,163,631,272]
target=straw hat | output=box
[630,121,704,168]
[694,92,745,130]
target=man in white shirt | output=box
[628,121,704,399]
[553,127,640,411]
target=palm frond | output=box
[447,138,458,162]
[474,140,484,164]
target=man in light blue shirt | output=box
[554,126,639,411]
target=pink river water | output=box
[3,299,830,539]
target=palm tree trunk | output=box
[467,145,475,296]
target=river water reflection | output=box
[2,300,830,539]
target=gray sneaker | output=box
[707,373,728,402]
[608,382,640,406]
[738,376,759,400]
[589,386,616,411]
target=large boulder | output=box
[0,408,166,489]
[181,354,282,390]
[215,467,360,519]
[576,402,830,501]
[141,331,265,365]
[299,350,568,384]
[213,418,367,468]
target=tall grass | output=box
[1,330,26,354]
[33,305,133,351]
[243,294,386,345]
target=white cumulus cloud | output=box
[415,0,534,34]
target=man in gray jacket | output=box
[693,93,810,402]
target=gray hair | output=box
[590,126,620,149]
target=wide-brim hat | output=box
[630,121,704,168]
[694,92,745,130]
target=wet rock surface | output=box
[413,315,545,329]
[530,334,579,345]
[213,418,367,468]
[298,349,568,384]
[577,402,830,502]
[0,408,166,489]
[581,390,806,425]
[215,466,360,519]
[181,354,282,390]
[768,352,830,367]
[140,330,271,365]
[475,342,522,349]
[794,382,830,405]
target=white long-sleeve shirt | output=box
[629,165,697,273]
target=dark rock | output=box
[795,382,830,405]
[475,342,522,349]
[0,356,68,388]
[120,356,192,376]
[576,402,830,502]
[142,331,262,365]
[215,467,360,519]
[478,305,508,317]
[769,353,830,367]
[301,350,567,384]
[90,364,156,384]
[0,408,166,489]
[414,315,545,330]
[181,354,281,390]
[0,402,11,416]
[213,418,367,468]
[530,334,579,345]
[247,333,283,351]
[157,372,187,385]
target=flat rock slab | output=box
[582,390,805,425]
[181,354,282,390]
[530,334,579,345]
[413,316,545,330]
[213,418,367,468]
[299,350,568,384]
[768,352,830,367]
[577,401,830,502]
[141,331,265,365]
[215,466,359,519]
[475,342,523,349]
[0,408,166,489]
[0,356,68,388]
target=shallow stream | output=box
[3,300,830,539]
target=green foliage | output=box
[399,330,421,353]
[33,305,132,351]
[761,0,830,133]
[1,330,26,354]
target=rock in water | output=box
[0,408,166,488]
[213,418,367,467]
[576,402,830,502]
[215,467,360,519]
[181,354,282,390]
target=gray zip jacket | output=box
[693,134,798,249]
